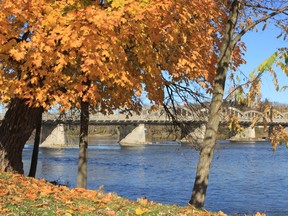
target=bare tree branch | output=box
[232,5,288,47]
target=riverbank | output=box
[0,171,229,216]
[23,142,276,214]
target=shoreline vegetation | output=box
[0,171,229,216]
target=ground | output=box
[0,171,233,216]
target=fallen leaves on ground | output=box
[0,171,265,215]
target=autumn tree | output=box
[0,0,223,176]
[189,0,288,208]
[248,48,288,151]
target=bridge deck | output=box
[1,106,288,126]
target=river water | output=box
[23,140,288,216]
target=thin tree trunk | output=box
[28,112,42,177]
[77,100,89,188]
[189,0,241,208]
[0,98,43,174]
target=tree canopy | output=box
[0,0,235,114]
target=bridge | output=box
[1,106,287,125]
[226,107,288,126]
[1,106,287,146]
[27,106,288,126]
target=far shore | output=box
[30,136,271,149]
[227,137,268,143]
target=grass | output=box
[0,171,263,216]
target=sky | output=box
[234,25,288,104]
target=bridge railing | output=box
[2,107,288,125]
[89,112,171,122]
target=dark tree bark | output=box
[77,100,89,188]
[28,112,42,177]
[0,99,43,174]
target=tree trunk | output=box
[28,112,42,177]
[189,0,241,208]
[0,98,43,174]
[77,100,89,188]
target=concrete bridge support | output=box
[117,124,138,141]
[38,123,150,147]
[40,124,67,147]
[40,124,57,143]
[230,126,256,141]
[180,123,206,145]
[118,124,150,146]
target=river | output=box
[23,140,288,216]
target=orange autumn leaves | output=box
[0,172,113,215]
[0,0,244,113]
[0,171,267,215]
[0,171,233,216]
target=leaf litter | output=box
[0,171,265,216]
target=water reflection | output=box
[23,141,288,216]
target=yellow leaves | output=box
[0,38,16,53]
[105,209,116,216]
[25,192,38,200]
[41,6,62,28]
[65,209,74,216]
[32,53,43,68]
[0,205,8,214]
[200,82,208,88]
[216,211,228,216]
[9,48,26,61]
[228,114,243,134]
[135,207,150,215]
[10,196,23,202]
[111,0,126,8]
[39,187,54,197]
[269,125,288,151]
[118,73,133,87]
[46,13,58,26]
[66,0,76,5]
[101,50,110,59]
[0,188,8,197]
[0,171,232,216]
[0,0,224,113]
[35,87,45,99]
[0,94,11,103]
[277,49,288,75]
[30,76,39,85]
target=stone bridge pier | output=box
[40,124,67,147]
[38,123,208,147]
[229,126,256,141]
[179,123,206,145]
[117,124,149,146]
[39,123,150,147]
